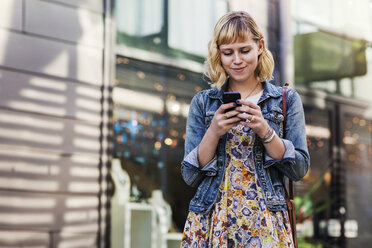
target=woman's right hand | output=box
[197,102,240,168]
[208,102,241,137]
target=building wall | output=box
[0,0,106,247]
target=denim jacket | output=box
[181,81,310,214]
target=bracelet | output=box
[261,127,272,140]
[261,129,276,143]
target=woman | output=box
[180,11,309,247]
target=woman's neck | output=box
[229,79,263,98]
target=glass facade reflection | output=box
[292,0,372,246]
[115,0,227,62]
[293,23,372,102]
[300,107,332,207]
[292,0,372,103]
[113,56,210,229]
[296,106,335,243]
[291,0,372,40]
[113,0,229,232]
[343,114,372,246]
[111,0,372,246]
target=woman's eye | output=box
[223,52,232,56]
[242,50,250,53]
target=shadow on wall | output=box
[0,0,104,247]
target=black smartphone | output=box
[222,92,241,112]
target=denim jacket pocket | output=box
[262,107,284,136]
[205,111,215,128]
[262,106,284,123]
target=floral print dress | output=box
[181,124,294,248]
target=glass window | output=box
[115,0,228,62]
[115,0,164,37]
[292,0,372,103]
[343,114,372,246]
[291,0,332,27]
[168,0,227,56]
[291,0,372,40]
[293,22,372,103]
[113,56,210,229]
[296,106,334,243]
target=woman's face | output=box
[219,36,263,85]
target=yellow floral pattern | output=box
[181,125,294,248]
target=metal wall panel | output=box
[0,190,99,247]
[0,0,107,247]
[0,0,22,31]
[0,190,99,229]
[0,229,50,247]
[0,29,103,85]
[0,114,100,155]
[0,142,100,193]
[0,69,102,122]
[26,0,104,48]
[49,0,104,13]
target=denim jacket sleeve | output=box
[264,89,310,181]
[264,139,295,167]
[181,93,218,188]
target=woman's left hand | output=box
[235,99,269,138]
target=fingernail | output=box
[233,102,237,106]
[236,100,240,104]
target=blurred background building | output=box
[0,0,371,247]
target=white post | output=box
[279,0,294,86]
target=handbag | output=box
[282,85,298,248]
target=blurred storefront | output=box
[111,1,285,247]
[111,0,372,247]
[1,0,371,247]
[291,0,372,247]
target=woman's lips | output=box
[232,67,246,72]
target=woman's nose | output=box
[233,52,242,64]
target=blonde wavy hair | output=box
[205,11,274,89]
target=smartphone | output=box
[222,92,241,112]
